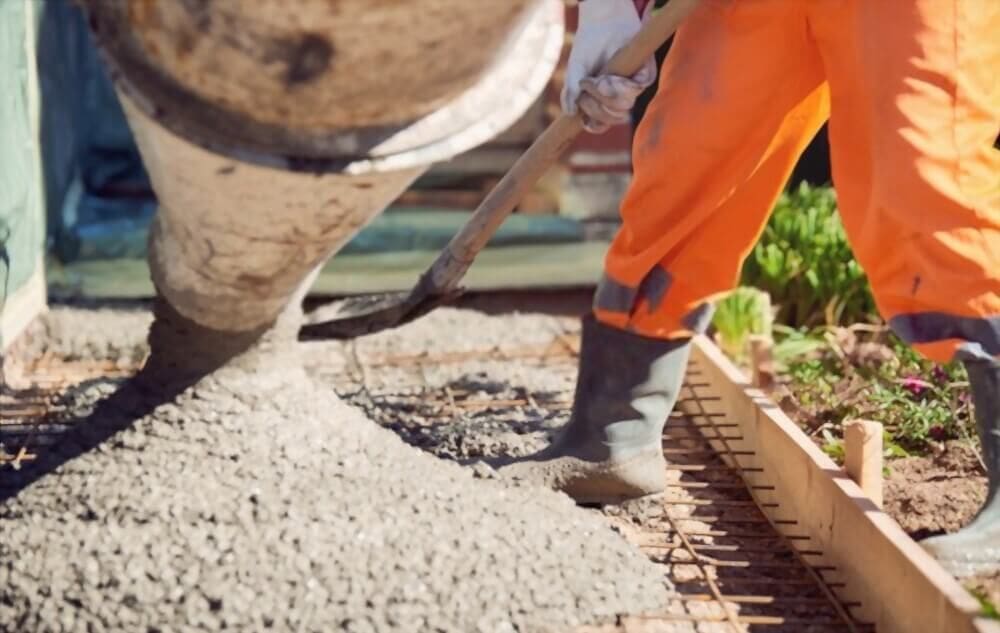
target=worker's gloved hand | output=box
[562,0,658,134]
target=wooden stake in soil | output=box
[748,335,775,391]
[844,419,884,508]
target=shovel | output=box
[300,0,699,340]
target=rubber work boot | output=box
[921,356,1000,577]
[497,315,690,505]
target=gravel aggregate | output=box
[1,306,671,632]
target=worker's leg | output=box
[593,3,829,337]
[939,357,1000,576]
[499,0,829,504]
[812,0,1000,575]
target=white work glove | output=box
[562,0,658,134]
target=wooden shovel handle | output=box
[424,0,700,291]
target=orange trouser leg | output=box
[811,0,1000,363]
[595,0,828,339]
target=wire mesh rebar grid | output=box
[2,328,874,632]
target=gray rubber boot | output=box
[497,315,690,505]
[921,356,1000,577]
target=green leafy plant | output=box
[741,184,876,327]
[779,326,973,455]
[882,431,910,459]
[711,287,773,363]
[707,184,974,458]
[969,587,999,620]
[820,428,844,462]
[770,324,827,372]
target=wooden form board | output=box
[679,336,1000,633]
[0,0,47,353]
[0,259,45,353]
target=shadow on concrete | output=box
[0,372,191,504]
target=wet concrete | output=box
[1,305,670,632]
[22,304,152,365]
[305,308,699,540]
[305,307,582,463]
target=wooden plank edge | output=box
[4,2,48,360]
[680,335,988,633]
[1,259,47,353]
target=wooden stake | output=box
[748,335,775,391]
[844,419,884,508]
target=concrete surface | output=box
[1,305,672,632]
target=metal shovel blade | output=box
[299,283,462,340]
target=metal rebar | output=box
[680,384,864,633]
[661,511,745,633]
[675,594,862,608]
[9,337,874,632]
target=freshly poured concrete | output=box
[1,306,670,632]
[24,304,152,363]
[306,308,584,463]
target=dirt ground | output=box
[881,443,997,611]
[883,442,987,539]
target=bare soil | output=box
[881,443,998,613]
[883,442,987,539]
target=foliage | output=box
[740,184,876,328]
[706,183,974,458]
[778,325,974,456]
[969,587,1000,620]
[712,287,773,363]
[819,428,844,462]
[771,324,827,372]
[709,185,876,366]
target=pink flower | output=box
[928,425,948,442]
[902,375,929,396]
[931,365,948,384]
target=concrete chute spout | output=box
[80,0,565,332]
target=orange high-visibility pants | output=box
[594,0,1000,362]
